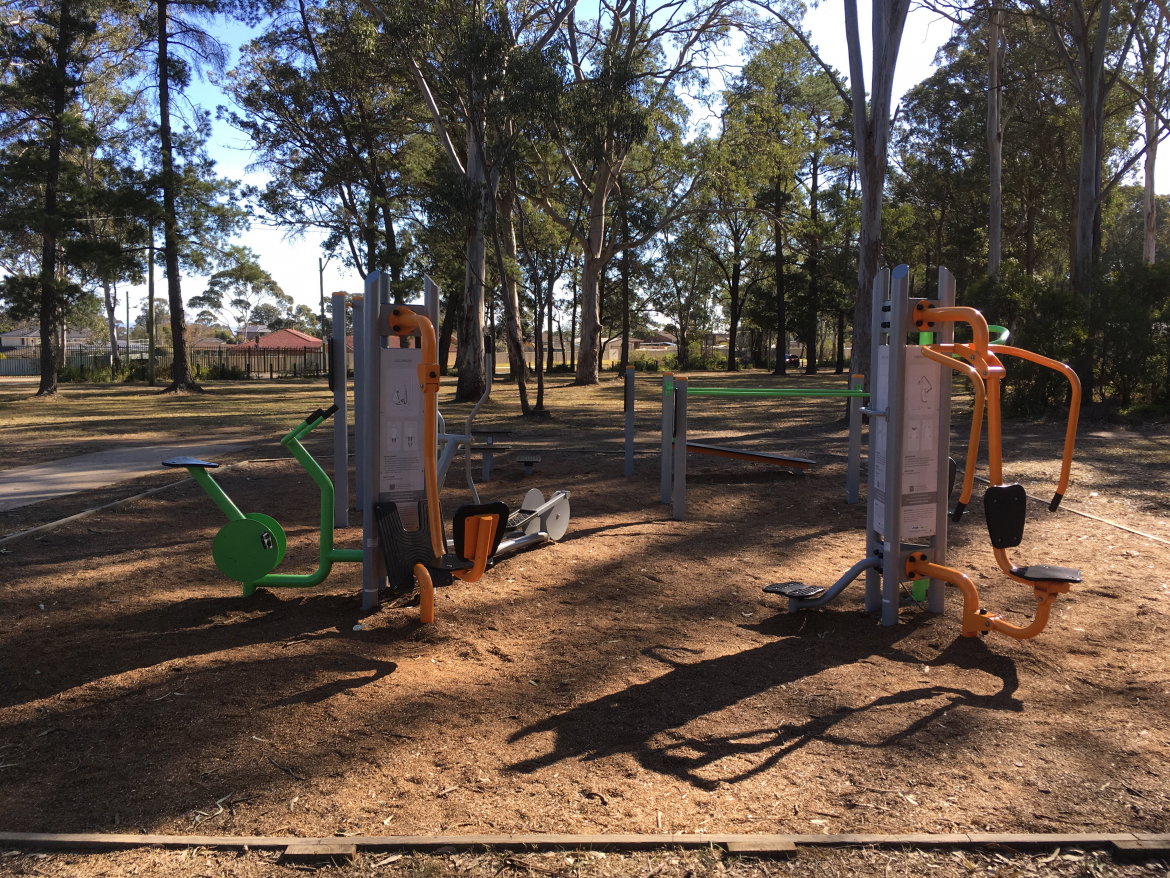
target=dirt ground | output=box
[1,372,1169,875]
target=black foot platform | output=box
[1012,564,1082,584]
[763,581,826,599]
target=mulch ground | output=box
[1,374,1169,877]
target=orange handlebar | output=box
[989,346,1080,509]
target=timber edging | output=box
[1,831,1169,859]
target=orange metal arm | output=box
[906,554,1060,640]
[914,305,991,356]
[990,345,1081,509]
[388,306,444,561]
[922,345,985,518]
[414,563,435,624]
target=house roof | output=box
[250,328,323,348]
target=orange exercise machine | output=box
[771,264,1082,640]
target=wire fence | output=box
[0,343,330,380]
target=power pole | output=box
[148,225,156,385]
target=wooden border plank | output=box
[0,831,1153,854]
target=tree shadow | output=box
[508,614,1019,790]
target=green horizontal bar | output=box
[685,388,869,398]
[329,549,364,563]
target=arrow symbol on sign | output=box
[918,376,932,403]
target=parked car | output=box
[786,354,801,367]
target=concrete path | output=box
[0,438,262,512]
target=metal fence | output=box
[0,343,330,379]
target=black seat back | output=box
[452,501,510,562]
[984,483,1028,549]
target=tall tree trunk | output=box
[158,0,198,392]
[456,129,488,402]
[726,242,741,372]
[534,267,546,412]
[36,0,72,397]
[546,273,555,371]
[773,177,788,375]
[836,309,845,373]
[987,3,1004,280]
[438,281,460,376]
[103,280,120,372]
[844,0,911,381]
[1144,108,1158,264]
[494,188,529,414]
[569,272,578,371]
[575,175,612,385]
[619,200,631,373]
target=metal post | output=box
[361,272,389,611]
[624,366,635,477]
[864,270,890,615]
[331,292,348,528]
[352,297,366,513]
[660,374,674,504]
[672,376,688,521]
[846,373,863,504]
[881,265,912,627]
[929,266,957,614]
[147,227,156,385]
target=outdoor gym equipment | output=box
[163,404,362,595]
[164,272,569,623]
[622,365,866,521]
[767,264,1081,641]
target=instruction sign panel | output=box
[379,347,427,528]
[872,346,942,538]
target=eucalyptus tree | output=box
[522,0,737,386]
[726,28,850,374]
[1022,0,1146,312]
[690,127,765,372]
[356,0,572,404]
[188,245,289,339]
[1123,0,1170,262]
[650,218,722,368]
[223,0,426,294]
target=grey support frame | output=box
[788,264,955,626]
[652,375,863,522]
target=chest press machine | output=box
[768,264,1081,640]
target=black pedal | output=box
[763,581,826,599]
[373,500,452,592]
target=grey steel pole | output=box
[624,366,635,477]
[928,266,957,614]
[881,265,912,627]
[672,376,688,521]
[846,373,863,504]
[660,374,674,504]
[360,272,386,611]
[352,296,366,514]
[864,269,890,615]
[331,292,348,528]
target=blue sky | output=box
[124,3,1166,320]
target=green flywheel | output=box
[212,515,286,585]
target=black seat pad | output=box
[162,456,219,469]
[1013,564,1082,584]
